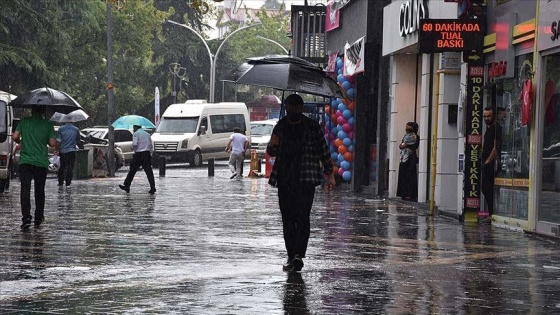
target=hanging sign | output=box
[418,19,484,53]
[326,0,340,32]
[463,61,484,213]
[343,36,365,76]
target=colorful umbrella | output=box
[112,115,155,129]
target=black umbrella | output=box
[9,87,83,114]
[224,55,346,99]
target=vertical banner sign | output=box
[154,87,160,127]
[464,63,484,213]
[343,36,365,76]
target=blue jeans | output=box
[19,164,48,223]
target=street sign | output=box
[418,19,485,54]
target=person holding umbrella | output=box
[119,124,156,194]
[11,106,56,229]
[55,121,81,188]
[266,94,336,272]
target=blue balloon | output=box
[337,74,347,83]
[341,160,351,171]
[335,160,341,167]
[343,109,352,119]
[336,59,343,69]
[330,99,338,107]
[341,80,351,90]
[348,117,354,125]
[342,170,352,181]
[347,88,355,98]
[337,125,343,132]
[338,69,343,75]
[331,151,338,160]
[348,145,354,152]
[331,127,338,135]
[337,153,345,162]
[337,130,348,139]
[338,103,347,112]
[342,138,352,147]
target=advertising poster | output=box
[343,36,365,76]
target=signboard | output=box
[344,36,365,76]
[463,61,484,213]
[418,19,484,53]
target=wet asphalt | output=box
[1,162,560,314]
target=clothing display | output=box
[519,79,532,126]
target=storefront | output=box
[533,0,560,237]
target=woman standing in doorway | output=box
[397,122,419,201]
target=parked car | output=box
[250,119,278,158]
[82,127,134,164]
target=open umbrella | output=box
[224,55,346,99]
[9,87,83,114]
[112,115,155,130]
[50,109,89,123]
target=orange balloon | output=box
[325,105,330,113]
[344,152,353,162]
[342,98,350,106]
[334,138,343,147]
[333,166,339,174]
[331,113,338,123]
[338,145,348,154]
[347,101,355,111]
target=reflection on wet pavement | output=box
[1,165,560,313]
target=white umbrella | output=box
[50,109,89,123]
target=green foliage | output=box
[0,0,292,125]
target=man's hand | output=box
[325,173,336,191]
[270,135,279,146]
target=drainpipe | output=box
[429,68,461,215]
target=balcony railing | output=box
[290,5,327,65]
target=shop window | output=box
[492,54,532,220]
[540,53,560,223]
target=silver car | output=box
[82,127,134,164]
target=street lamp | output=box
[167,20,261,102]
[256,35,289,54]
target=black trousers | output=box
[19,164,48,223]
[123,151,155,190]
[481,163,495,215]
[57,151,76,185]
[278,185,316,260]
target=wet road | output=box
[2,163,560,314]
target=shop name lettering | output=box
[422,22,481,48]
[399,0,429,37]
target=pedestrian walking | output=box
[119,125,156,194]
[55,122,81,187]
[396,121,419,201]
[225,127,249,179]
[481,107,502,219]
[11,106,57,229]
[266,94,335,272]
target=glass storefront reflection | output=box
[540,53,560,223]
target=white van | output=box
[151,100,251,167]
[0,91,16,193]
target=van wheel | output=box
[190,149,202,167]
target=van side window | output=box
[210,114,246,134]
[0,101,7,134]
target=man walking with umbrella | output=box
[119,124,156,194]
[12,106,56,229]
[55,121,81,187]
[267,94,336,272]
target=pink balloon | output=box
[336,116,347,125]
[336,110,343,117]
[347,131,354,139]
[338,167,345,176]
[329,133,336,141]
[342,123,353,133]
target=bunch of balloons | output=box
[324,56,355,182]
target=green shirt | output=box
[17,115,56,168]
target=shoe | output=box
[292,255,304,272]
[283,259,294,272]
[119,184,130,193]
[66,183,71,188]
[58,183,64,188]
[20,220,32,230]
[230,173,237,179]
[34,216,44,227]
[149,188,156,194]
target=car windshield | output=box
[157,117,199,133]
[83,130,106,139]
[251,124,274,136]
